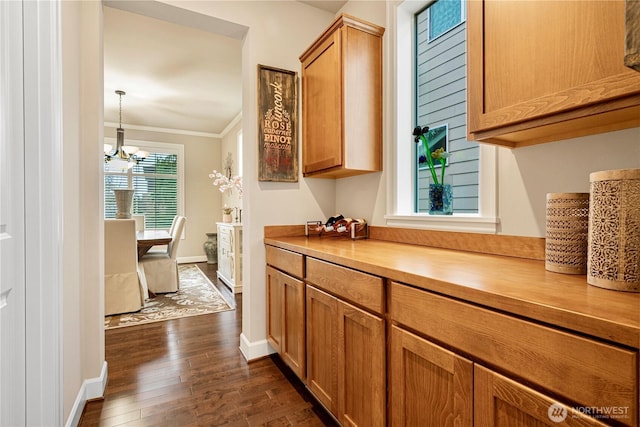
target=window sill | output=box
[384,213,499,234]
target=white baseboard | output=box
[239,333,275,361]
[178,255,207,264]
[65,361,108,427]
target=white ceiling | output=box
[103,1,346,137]
[103,6,243,136]
[299,1,347,14]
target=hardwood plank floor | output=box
[80,262,338,426]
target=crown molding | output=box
[219,112,243,138]
[104,112,243,139]
[104,122,219,138]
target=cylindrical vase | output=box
[588,169,640,292]
[545,192,590,274]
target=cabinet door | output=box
[217,227,231,280]
[266,266,282,353]
[337,299,385,427]
[467,0,640,146]
[475,365,610,427]
[390,326,472,427]
[306,285,339,414]
[281,271,305,380]
[301,31,342,175]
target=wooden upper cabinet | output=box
[300,14,384,178]
[467,0,640,147]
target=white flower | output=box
[209,170,243,197]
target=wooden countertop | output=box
[264,236,640,349]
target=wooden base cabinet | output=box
[306,285,338,413]
[474,365,609,427]
[390,325,612,427]
[306,285,385,426]
[266,246,305,379]
[390,281,638,427]
[266,266,305,379]
[390,326,473,427]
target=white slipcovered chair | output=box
[104,219,145,315]
[132,214,145,232]
[138,216,186,294]
[145,214,177,255]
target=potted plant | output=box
[222,206,233,223]
[413,126,452,215]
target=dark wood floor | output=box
[79,262,338,427]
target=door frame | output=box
[22,1,64,424]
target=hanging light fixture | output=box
[104,90,149,172]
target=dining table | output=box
[136,229,172,259]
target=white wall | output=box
[153,0,338,358]
[61,0,105,421]
[497,128,640,237]
[220,119,243,216]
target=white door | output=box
[0,1,27,425]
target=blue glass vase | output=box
[429,183,453,215]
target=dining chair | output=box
[104,219,145,315]
[132,214,145,232]
[145,214,177,256]
[138,216,186,293]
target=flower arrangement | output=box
[413,126,450,185]
[209,169,243,197]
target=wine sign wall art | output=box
[258,64,298,182]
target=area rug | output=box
[105,264,233,329]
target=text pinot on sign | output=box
[258,65,298,182]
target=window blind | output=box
[104,151,178,230]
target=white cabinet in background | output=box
[216,222,242,293]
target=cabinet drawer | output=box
[266,245,304,279]
[218,227,231,245]
[390,282,638,426]
[306,257,384,314]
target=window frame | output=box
[103,138,185,231]
[385,0,498,233]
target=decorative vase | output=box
[545,192,589,274]
[428,183,453,215]
[222,213,232,223]
[588,169,640,292]
[113,189,134,219]
[203,232,218,264]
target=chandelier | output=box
[104,90,148,172]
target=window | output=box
[386,0,497,233]
[415,1,477,214]
[104,139,184,230]
[427,0,464,41]
[416,124,447,171]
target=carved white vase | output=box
[113,189,134,219]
